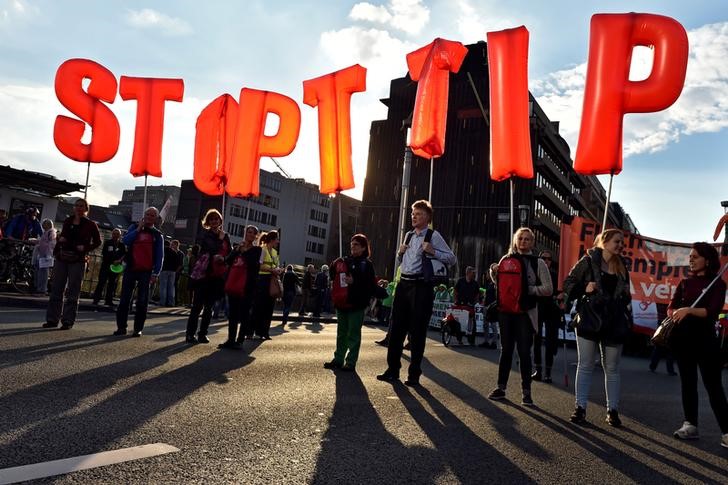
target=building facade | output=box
[108,185,180,236]
[176,170,336,267]
[360,42,632,283]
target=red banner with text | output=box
[558,217,728,336]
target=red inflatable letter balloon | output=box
[193,94,239,196]
[119,76,185,178]
[303,64,367,194]
[407,38,468,159]
[575,13,688,175]
[229,89,301,198]
[53,58,119,163]
[487,26,533,181]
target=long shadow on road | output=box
[512,404,722,484]
[0,344,253,468]
[394,383,537,484]
[311,372,445,485]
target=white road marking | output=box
[0,443,179,484]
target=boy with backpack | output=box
[487,227,552,406]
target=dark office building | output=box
[360,41,629,282]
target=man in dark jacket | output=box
[92,228,126,307]
[114,207,164,337]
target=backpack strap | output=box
[404,230,415,245]
[424,228,434,243]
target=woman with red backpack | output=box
[323,234,377,372]
[218,225,261,350]
[487,227,552,406]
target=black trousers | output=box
[497,313,534,391]
[186,278,223,337]
[93,266,118,304]
[386,279,434,379]
[251,275,275,338]
[227,294,254,342]
[675,336,728,433]
[533,315,559,369]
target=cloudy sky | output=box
[0,0,725,243]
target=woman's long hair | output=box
[594,229,627,278]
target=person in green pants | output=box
[324,234,377,372]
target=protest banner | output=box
[558,217,728,335]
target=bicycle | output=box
[0,239,36,293]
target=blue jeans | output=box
[116,270,152,333]
[158,270,176,306]
[575,336,622,411]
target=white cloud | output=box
[531,21,728,159]
[0,82,206,207]
[125,8,192,36]
[349,0,429,35]
[320,26,415,95]
[455,0,520,43]
[0,0,38,25]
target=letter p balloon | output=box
[575,13,688,175]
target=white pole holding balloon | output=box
[338,191,343,258]
[428,158,434,201]
[142,175,148,210]
[83,162,91,200]
[601,173,614,231]
[509,179,515,238]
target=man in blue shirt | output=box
[377,200,456,386]
[5,207,42,240]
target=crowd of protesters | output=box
[2,195,725,450]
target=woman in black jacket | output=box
[561,228,631,427]
[186,209,231,344]
[219,225,261,350]
[668,242,727,448]
[323,234,377,372]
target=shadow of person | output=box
[418,358,551,460]
[0,350,252,468]
[311,372,445,484]
[0,334,119,370]
[511,405,719,484]
[393,383,537,484]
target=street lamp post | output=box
[518,204,530,227]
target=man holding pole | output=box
[377,200,456,386]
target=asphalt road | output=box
[0,307,726,484]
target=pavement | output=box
[1,299,727,484]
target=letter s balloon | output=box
[53,58,119,163]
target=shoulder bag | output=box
[652,263,728,347]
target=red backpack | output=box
[331,258,352,310]
[497,254,538,314]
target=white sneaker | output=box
[721,433,728,449]
[673,421,699,440]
